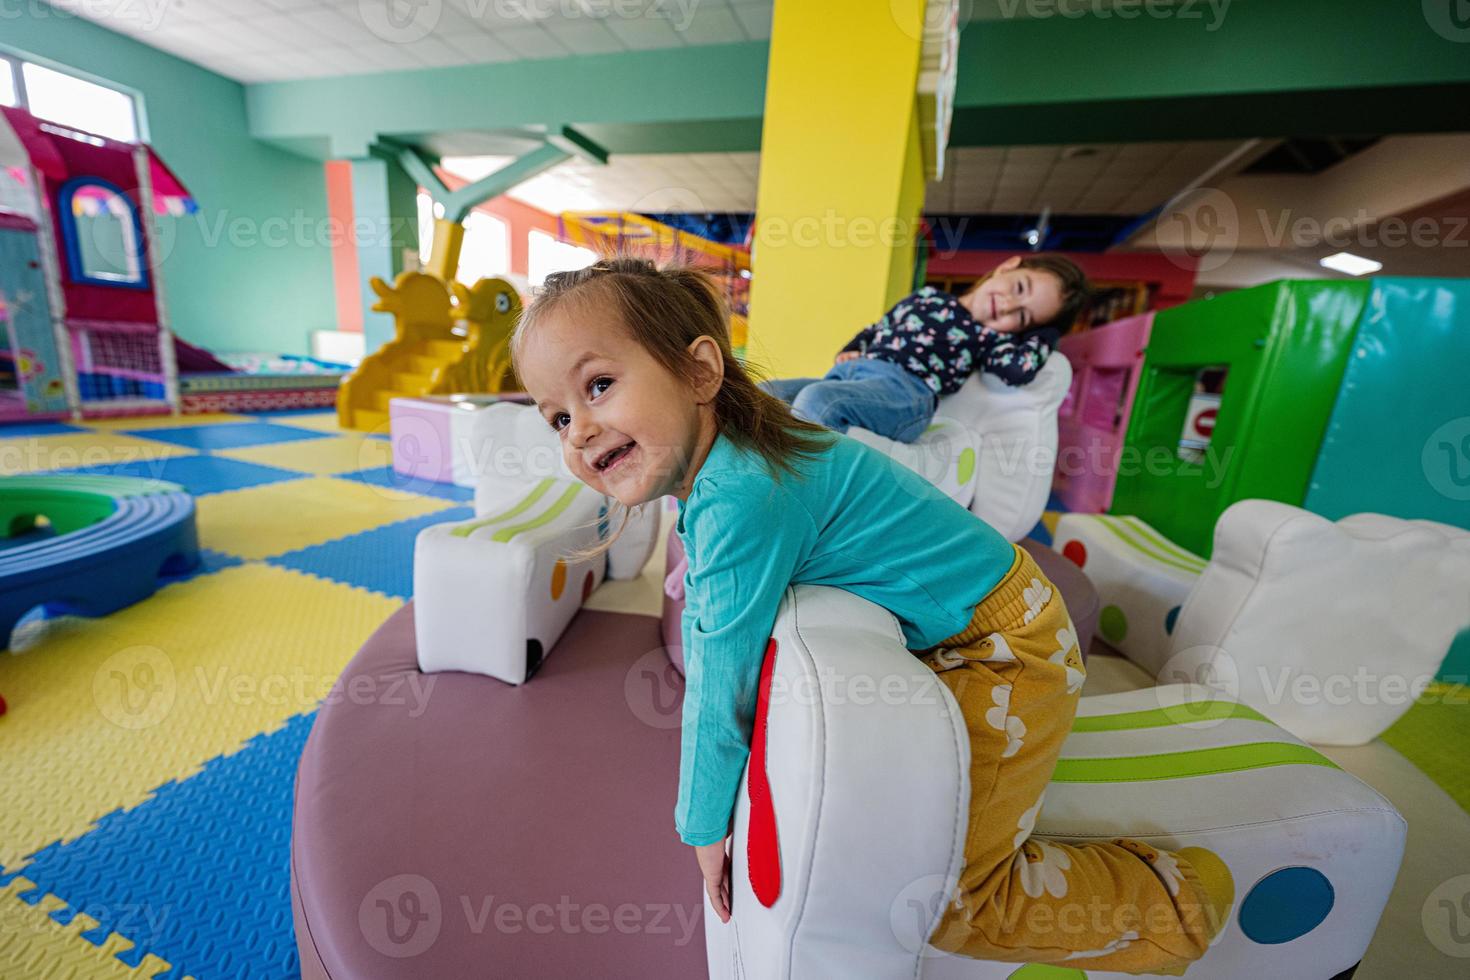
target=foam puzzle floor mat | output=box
[0,410,450,978]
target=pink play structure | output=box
[1052,312,1154,513]
[0,105,194,422]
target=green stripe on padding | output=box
[1072,701,1271,732]
[1051,742,1338,783]
[451,478,555,538]
[1119,515,1207,570]
[491,482,585,543]
[1094,515,1206,576]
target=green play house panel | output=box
[1110,280,1368,557]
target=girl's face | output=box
[960,257,1065,334]
[517,308,721,507]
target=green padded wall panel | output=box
[1111,280,1369,557]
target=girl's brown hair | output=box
[962,253,1091,334]
[510,257,835,562]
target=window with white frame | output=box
[456,210,510,285]
[0,54,140,143]
[416,192,511,284]
[0,57,17,108]
[528,229,596,288]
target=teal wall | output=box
[4,7,333,356]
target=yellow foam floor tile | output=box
[0,562,400,869]
[84,412,251,430]
[196,475,451,560]
[0,431,190,476]
[0,875,186,979]
[267,411,347,435]
[216,433,392,476]
[1042,510,1060,536]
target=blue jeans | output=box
[759,357,938,444]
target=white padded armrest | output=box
[605,500,663,580]
[1167,499,1470,745]
[466,402,576,490]
[957,354,1069,541]
[845,356,1071,541]
[711,584,1406,980]
[844,412,980,509]
[704,584,971,980]
[466,401,662,581]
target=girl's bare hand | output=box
[696,840,732,923]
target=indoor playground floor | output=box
[0,410,1467,978]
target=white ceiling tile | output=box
[441,31,519,62]
[546,20,627,54]
[404,35,475,67]
[163,0,238,24]
[496,26,572,59]
[251,12,335,47]
[604,16,683,50]
[202,18,283,54]
[346,42,423,70]
[293,7,384,45]
[678,5,745,45]
[203,0,282,20]
[731,1,771,39]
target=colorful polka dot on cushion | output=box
[1008,965,1087,979]
[1178,846,1235,930]
[1165,605,1181,635]
[550,559,567,600]
[581,569,595,602]
[1100,605,1128,644]
[957,447,975,485]
[1238,866,1334,944]
[1062,540,1087,568]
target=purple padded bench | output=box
[291,603,708,979]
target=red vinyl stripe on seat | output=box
[747,637,782,908]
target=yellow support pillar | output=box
[746,0,930,379]
[426,217,465,283]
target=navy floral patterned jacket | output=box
[841,286,1060,396]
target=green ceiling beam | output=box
[245,3,1470,162]
[246,41,768,160]
[950,0,1470,145]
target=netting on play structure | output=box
[69,319,170,411]
[557,212,752,355]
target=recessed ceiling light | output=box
[1319,252,1382,276]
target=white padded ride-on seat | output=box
[414,403,660,684]
[704,584,1405,980]
[845,356,1071,542]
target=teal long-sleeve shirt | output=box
[673,429,1016,846]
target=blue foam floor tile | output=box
[3,711,317,980]
[156,547,246,587]
[0,420,88,437]
[337,465,474,502]
[120,421,327,451]
[56,453,306,496]
[1028,518,1053,547]
[268,506,473,598]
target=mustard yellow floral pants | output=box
[919,545,1227,973]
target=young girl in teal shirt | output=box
[511,259,1226,972]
